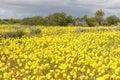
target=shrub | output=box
[2,29,25,38]
[115,23,120,31]
[29,27,41,35]
[15,29,25,38]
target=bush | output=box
[29,27,41,35]
[15,29,25,38]
[2,30,25,38]
[115,23,120,31]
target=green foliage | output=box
[82,15,88,22]
[46,12,66,26]
[106,15,120,26]
[95,9,105,25]
[46,12,74,26]
[65,15,74,25]
[95,9,104,17]
[2,29,25,38]
[8,18,21,24]
[29,27,41,35]
[21,16,47,25]
[0,10,120,27]
[86,17,97,27]
[15,29,25,38]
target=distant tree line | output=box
[0,9,120,26]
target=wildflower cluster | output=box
[0,25,120,80]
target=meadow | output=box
[0,25,120,80]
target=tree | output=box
[46,12,73,26]
[46,12,66,26]
[86,17,97,27]
[82,15,88,22]
[106,15,120,26]
[65,15,74,25]
[21,16,47,25]
[95,9,105,25]
[20,12,74,26]
[8,18,21,24]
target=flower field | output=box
[0,25,120,80]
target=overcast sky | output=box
[0,0,120,18]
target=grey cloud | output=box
[0,0,120,18]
